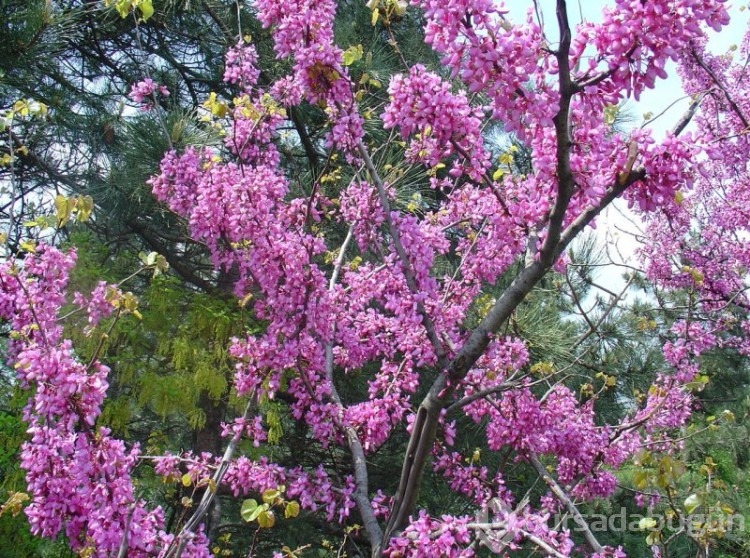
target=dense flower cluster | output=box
[578,0,729,99]
[223,40,260,92]
[383,65,490,180]
[252,0,363,155]
[383,512,476,557]
[414,0,549,141]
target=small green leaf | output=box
[138,0,154,21]
[0,491,29,517]
[285,501,300,518]
[342,44,363,66]
[55,194,72,227]
[181,473,192,487]
[257,509,275,528]
[638,517,657,530]
[262,489,281,505]
[114,0,132,18]
[632,470,649,490]
[241,499,261,522]
[633,449,651,466]
[19,240,36,253]
[76,195,94,222]
[154,254,169,276]
[684,493,702,514]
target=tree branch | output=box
[357,139,448,368]
[164,401,255,558]
[528,453,604,553]
[691,48,750,129]
[378,3,640,549]
[125,219,220,295]
[325,226,384,549]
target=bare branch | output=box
[528,453,604,553]
[571,273,634,350]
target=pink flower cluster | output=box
[625,131,697,212]
[252,0,364,156]
[413,0,550,141]
[223,41,260,92]
[577,0,729,100]
[383,512,475,557]
[383,65,490,180]
[432,449,492,504]
[73,281,116,332]
[220,415,267,447]
[128,78,170,110]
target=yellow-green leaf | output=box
[138,0,154,20]
[19,240,36,253]
[203,92,228,118]
[181,473,192,487]
[55,194,72,226]
[0,491,29,517]
[241,499,261,522]
[76,195,94,222]
[284,501,300,518]
[262,488,281,505]
[154,254,169,276]
[391,0,407,16]
[684,493,702,514]
[342,44,363,66]
[257,509,275,528]
[114,0,133,18]
[371,7,379,25]
[632,469,649,490]
[141,251,157,266]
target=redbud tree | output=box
[3,0,750,556]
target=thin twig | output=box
[163,400,255,558]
